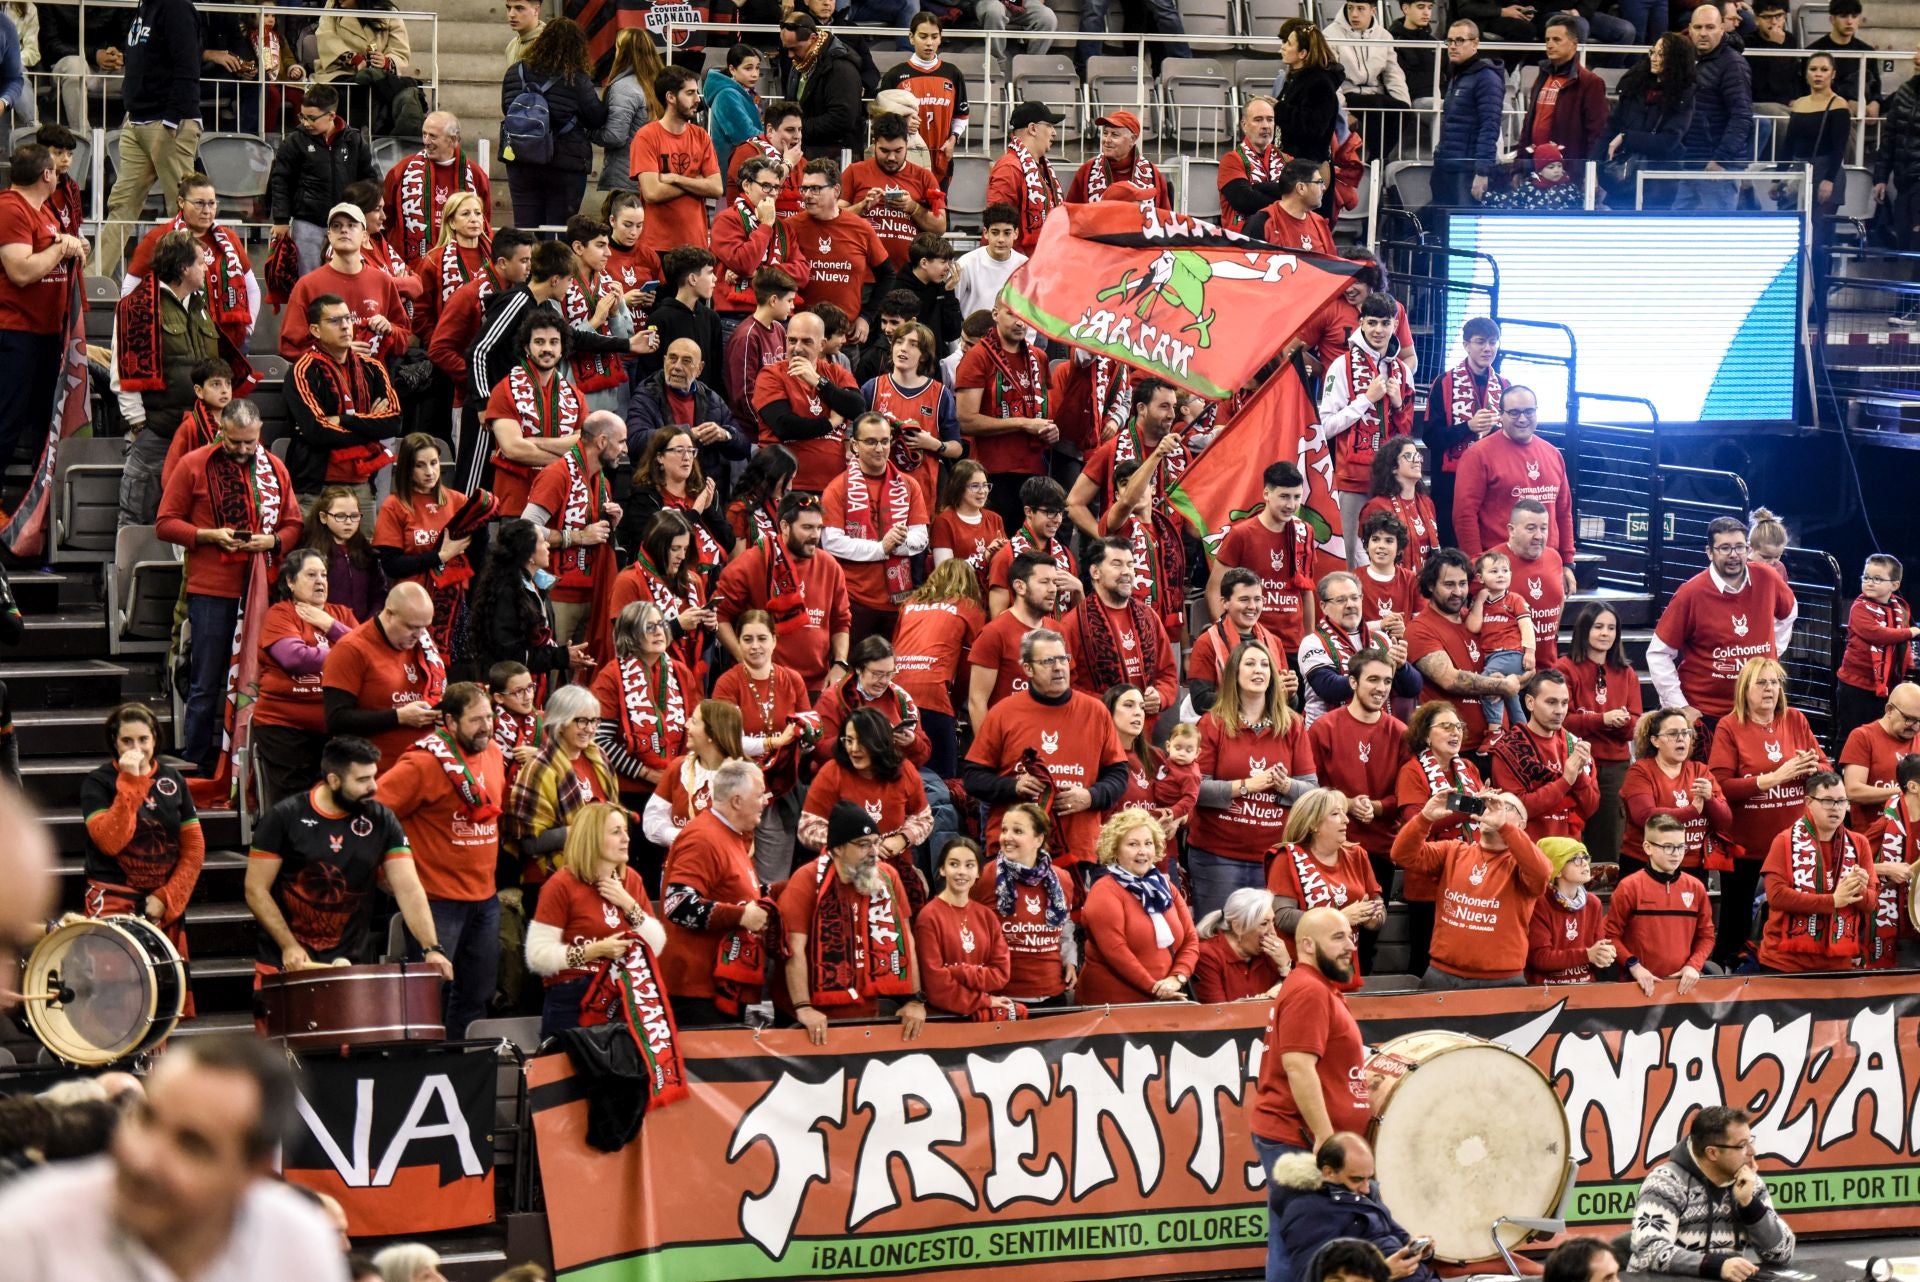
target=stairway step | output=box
[15,612,112,660]
[19,755,117,808]
[185,900,260,956]
[0,659,130,710]
[6,569,93,614]
[169,1009,256,1039]
[15,706,175,758]
[56,849,248,879]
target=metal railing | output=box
[1780,545,1847,742]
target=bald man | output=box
[751,308,867,493]
[1841,681,1920,831]
[1272,1132,1436,1282]
[1677,3,1753,210]
[321,582,455,770]
[0,785,56,1014]
[383,111,492,266]
[1247,907,1369,1282]
[622,335,747,548]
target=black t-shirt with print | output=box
[79,763,200,891]
[250,788,411,964]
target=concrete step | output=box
[184,900,259,957]
[56,849,249,896]
[20,755,119,808]
[40,805,243,859]
[15,706,175,759]
[6,568,97,615]
[0,659,131,713]
[14,611,113,660]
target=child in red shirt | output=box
[1152,723,1203,836]
[1468,550,1534,733]
[1526,836,1612,985]
[1603,813,1716,992]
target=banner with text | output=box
[529,976,1920,1282]
[284,1044,496,1237]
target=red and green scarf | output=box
[804,854,914,1008]
[414,729,501,823]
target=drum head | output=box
[24,919,184,1066]
[1369,1042,1570,1263]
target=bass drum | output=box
[23,916,187,1066]
[1364,1030,1571,1263]
[256,963,445,1053]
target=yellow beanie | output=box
[1538,836,1588,879]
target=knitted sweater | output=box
[1629,1140,1795,1277]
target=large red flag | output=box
[1167,365,1347,575]
[1000,202,1360,401]
[0,275,89,558]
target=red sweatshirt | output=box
[971,858,1077,1001]
[1552,657,1639,763]
[1390,816,1551,980]
[1452,431,1575,562]
[1487,723,1601,841]
[1652,567,1796,717]
[155,444,304,599]
[1526,890,1608,984]
[1838,593,1914,697]
[712,543,851,693]
[1621,758,1732,870]
[657,809,759,1001]
[1758,824,1876,972]
[709,203,812,314]
[1603,868,1715,978]
[1309,707,1410,856]
[1192,712,1315,862]
[1189,932,1282,1004]
[1073,876,1199,1005]
[914,896,1011,1017]
[1708,710,1829,859]
[1059,596,1179,710]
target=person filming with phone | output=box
[1630,1106,1796,1280]
[1271,1134,1439,1282]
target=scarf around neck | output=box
[995,851,1069,929]
[805,853,914,1007]
[1782,818,1864,956]
[1084,149,1157,201]
[1006,139,1061,242]
[414,730,501,822]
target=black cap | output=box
[1010,101,1066,130]
[826,800,880,850]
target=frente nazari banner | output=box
[529,975,1920,1282]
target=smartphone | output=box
[1447,793,1488,817]
[1407,1238,1433,1257]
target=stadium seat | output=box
[1339,158,1377,234]
[1235,57,1286,102]
[1180,156,1223,219]
[85,275,120,345]
[947,153,992,228]
[1162,57,1234,148]
[1794,1,1830,44]
[1085,54,1156,142]
[1008,54,1085,144]
[1385,158,1433,210]
[1242,0,1305,36]
[1838,165,1877,222]
[371,135,412,178]
[248,303,283,356]
[197,133,274,221]
[941,47,989,95]
[468,1016,544,1056]
[107,524,184,655]
[52,436,126,557]
[1182,0,1234,41]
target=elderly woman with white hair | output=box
[372,1242,446,1282]
[504,683,619,889]
[1392,788,1551,990]
[589,599,698,895]
[1190,888,1288,1003]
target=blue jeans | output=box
[1479,648,1527,729]
[922,710,958,780]
[920,767,960,870]
[1673,175,1738,210]
[183,593,242,771]
[846,0,917,45]
[1073,0,1188,70]
[409,897,501,1040]
[1250,1132,1308,1282]
[540,976,592,1042]
[1614,0,1669,42]
[1186,845,1264,923]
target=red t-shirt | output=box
[1452,432,1575,562]
[791,211,890,318]
[484,368,584,517]
[1406,607,1490,750]
[971,857,1076,1000]
[377,740,507,902]
[254,600,358,733]
[1488,723,1600,840]
[820,465,932,610]
[1358,493,1439,574]
[0,189,72,334]
[752,358,859,494]
[712,542,852,693]
[280,262,411,362]
[965,691,1124,864]
[319,619,447,770]
[1191,712,1314,862]
[629,121,720,257]
[802,761,929,840]
[525,453,610,602]
[1490,543,1566,668]
[1266,841,1381,969]
[1708,709,1829,859]
[967,608,1042,708]
[1248,964,1370,1147]
[1554,656,1640,763]
[841,159,946,269]
[1839,594,1915,696]
[1392,753,1486,902]
[1255,201,1337,256]
[1216,518,1312,652]
[607,238,662,293]
[1058,597,1179,709]
[986,533,1076,601]
[727,139,806,210]
[531,867,654,985]
[1653,567,1796,718]
[954,339,1051,475]
[1307,707,1409,855]
[711,662,814,798]
[1840,720,1920,832]
[893,597,984,717]
[930,509,1006,575]
[1357,564,1419,629]
[1476,588,1530,655]
[372,491,460,584]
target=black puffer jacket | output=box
[500,64,610,174]
[267,124,379,227]
[785,35,866,159]
[1876,79,1920,187]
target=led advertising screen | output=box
[1443,214,1802,425]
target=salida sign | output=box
[530,976,1920,1282]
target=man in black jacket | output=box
[286,292,403,506]
[621,337,747,549]
[97,0,201,275]
[638,246,724,380]
[1746,0,1802,106]
[899,233,962,359]
[1874,53,1920,253]
[777,12,866,160]
[40,1,127,131]
[269,84,380,278]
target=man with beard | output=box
[1066,376,1183,542]
[1218,96,1289,234]
[0,1037,346,1280]
[1309,650,1412,902]
[714,491,851,697]
[245,735,452,982]
[1406,548,1519,752]
[841,114,948,273]
[752,308,867,494]
[1394,788,1551,988]
[1189,568,1288,716]
[381,112,491,267]
[1059,538,1178,714]
[482,307,585,518]
[1452,386,1574,563]
[968,552,1059,728]
[1490,498,1573,668]
[1490,669,1600,841]
[376,683,505,1039]
[821,412,929,640]
[1067,112,1172,209]
[1247,906,1368,1282]
[1840,682,1920,832]
[963,629,1129,869]
[631,66,723,265]
[1298,571,1418,725]
[156,406,304,774]
[986,102,1064,259]
[524,410,626,645]
[1646,517,1798,742]
[321,583,448,772]
[793,159,895,346]
[285,293,403,512]
[780,800,927,1043]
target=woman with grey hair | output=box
[1191,886,1288,1003]
[372,1242,446,1282]
[589,600,697,893]
[504,684,617,887]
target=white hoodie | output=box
[1323,10,1411,104]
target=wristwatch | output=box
[422,943,448,959]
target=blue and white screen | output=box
[1443,214,1801,425]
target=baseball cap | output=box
[325,201,367,228]
[1010,101,1066,129]
[1095,110,1142,136]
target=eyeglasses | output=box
[1713,542,1751,554]
[1644,841,1688,855]
[183,198,219,210]
[1708,1137,1756,1153]
[1446,35,1476,43]
[1026,655,1071,668]
[1863,574,1895,584]
[1506,408,1538,419]
[1564,854,1592,864]
[319,313,353,327]
[1655,728,1694,740]
[799,183,833,194]
[299,110,333,124]
[323,510,362,523]
[1809,796,1848,807]
[663,445,699,456]
[642,620,670,633]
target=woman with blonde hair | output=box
[640,699,747,848]
[410,190,490,341]
[1707,656,1828,964]
[890,557,985,778]
[1191,887,1287,1003]
[594,26,665,194]
[1266,786,1384,976]
[1189,638,1316,921]
[526,801,666,1038]
[372,1242,445,1282]
[1748,506,1790,575]
[1074,809,1199,1006]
